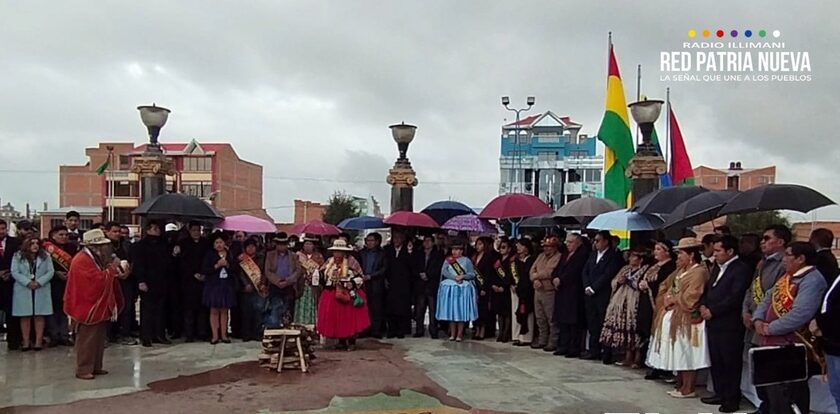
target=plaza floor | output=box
[0,337,741,414]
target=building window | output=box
[583,169,601,182]
[107,181,139,198]
[537,136,561,144]
[182,182,213,198]
[537,151,557,162]
[727,176,740,190]
[567,170,582,183]
[757,176,771,185]
[183,157,212,171]
[568,151,589,158]
[119,155,131,170]
[834,238,840,249]
[112,208,134,225]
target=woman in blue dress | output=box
[436,241,478,342]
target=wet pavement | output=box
[1,337,730,413]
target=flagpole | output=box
[108,147,114,222]
[635,64,641,146]
[666,87,672,181]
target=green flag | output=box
[95,160,109,175]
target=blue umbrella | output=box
[337,216,386,230]
[421,200,476,225]
[586,209,665,231]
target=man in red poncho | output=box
[63,229,127,380]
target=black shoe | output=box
[564,352,580,358]
[513,342,530,347]
[719,403,741,413]
[553,349,568,356]
[601,357,614,365]
[141,340,152,347]
[530,344,544,349]
[644,372,662,380]
[701,396,723,405]
[371,334,384,339]
[429,334,439,339]
[156,338,172,345]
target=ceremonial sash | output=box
[510,260,519,285]
[494,259,506,280]
[447,257,467,277]
[751,260,766,305]
[326,257,350,284]
[238,253,268,298]
[770,267,826,373]
[43,241,72,271]
[471,255,485,286]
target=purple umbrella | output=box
[442,214,497,234]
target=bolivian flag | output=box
[597,44,635,208]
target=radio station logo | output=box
[659,28,812,82]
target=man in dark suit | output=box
[0,219,22,350]
[383,231,414,338]
[811,228,839,284]
[413,235,444,338]
[359,232,387,338]
[551,233,590,357]
[699,235,753,413]
[65,210,85,246]
[132,220,173,347]
[580,230,624,362]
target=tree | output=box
[323,191,360,225]
[725,210,791,237]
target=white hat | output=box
[165,223,179,232]
[327,239,354,252]
[81,229,111,246]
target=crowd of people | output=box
[2,211,840,414]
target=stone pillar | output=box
[387,162,417,213]
[131,151,175,214]
[626,137,667,246]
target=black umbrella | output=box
[421,200,475,225]
[553,197,621,218]
[717,184,835,215]
[132,193,224,222]
[519,213,578,228]
[662,190,740,229]
[630,186,709,215]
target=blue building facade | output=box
[499,111,603,209]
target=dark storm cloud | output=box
[0,1,837,220]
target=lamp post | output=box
[627,97,667,203]
[502,96,535,193]
[131,104,175,206]
[385,122,418,213]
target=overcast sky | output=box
[1,1,837,222]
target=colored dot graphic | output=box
[687,29,780,39]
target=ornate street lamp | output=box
[627,97,667,205]
[137,104,171,151]
[132,104,175,206]
[386,122,418,213]
[501,96,535,194]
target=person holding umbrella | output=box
[436,240,478,342]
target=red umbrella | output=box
[383,211,440,228]
[479,193,552,220]
[290,220,341,236]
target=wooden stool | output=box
[262,328,309,373]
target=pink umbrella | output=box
[291,220,341,236]
[479,193,552,220]
[218,215,277,233]
[383,211,440,228]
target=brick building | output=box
[691,162,777,235]
[693,162,776,191]
[275,200,327,234]
[792,221,840,259]
[58,140,266,233]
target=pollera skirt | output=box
[435,279,478,322]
